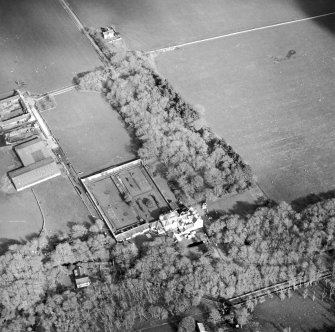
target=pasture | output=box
[156,16,335,203]
[0,0,101,95]
[42,90,135,176]
[68,0,334,51]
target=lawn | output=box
[0,0,101,95]
[68,0,334,51]
[42,90,135,176]
[156,16,335,203]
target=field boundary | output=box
[149,11,335,54]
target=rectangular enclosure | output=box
[82,160,170,232]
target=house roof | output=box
[9,157,61,191]
[75,276,90,288]
[15,137,49,166]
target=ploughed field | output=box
[156,16,335,202]
[42,90,135,176]
[68,0,334,51]
[0,0,101,94]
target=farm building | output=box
[8,137,61,191]
[0,94,29,130]
[15,137,50,166]
[0,113,31,130]
[8,157,61,191]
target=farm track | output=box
[149,11,335,54]
[216,270,332,306]
[58,0,109,65]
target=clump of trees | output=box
[35,94,56,112]
[0,222,211,331]
[75,36,253,204]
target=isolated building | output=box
[0,95,20,110]
[196,322,207,332]
[102,26,117,39]
[73,266,91,289]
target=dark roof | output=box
[15,137,49,166]
[9,157,60,191]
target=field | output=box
[0,147,91,253]
[68,0,334,51]
[0,0,101,95]
[156,16,335,203]
[42,90,135,176]
[83,162,170,230]
[250,284,335,331]
[30,176,92,235]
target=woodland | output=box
[0,199,334,331]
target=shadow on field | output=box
[0,238,21,255]
[291,189,335,212]
[67,219,94,231]
[311,324,335,332]
[295,0,335,33]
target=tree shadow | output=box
[310,324,335,332]
[294,0,335,33]
[207,197,274,219]
[67,219,93,230]
[291,189,335,212]
[0,238,22,255]
[72,67,104,85]
[25,232,39,242]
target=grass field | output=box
[68,0,334,51]
[0,0,101,94]
[250,284,335,331]
[0,148,43,251]
[156,16,335,203]
[31,175,92,236]
[42,90,135,176]
[0,147,91,252]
